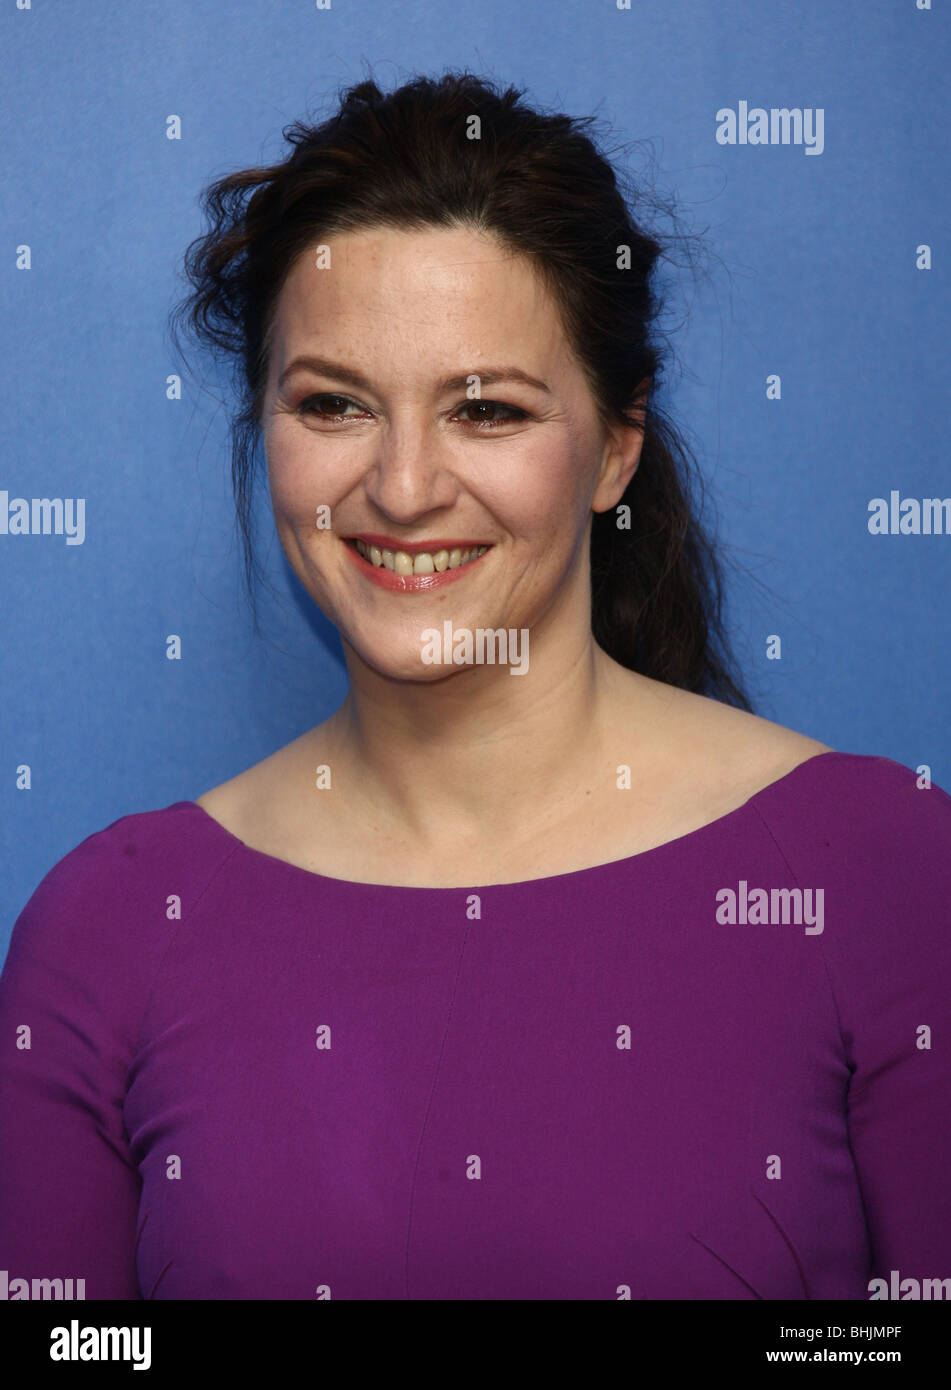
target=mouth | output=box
[342,535,493,591]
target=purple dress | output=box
[1,750,949,1300]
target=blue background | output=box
[2,0,948,957]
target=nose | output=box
[363,411,458,522]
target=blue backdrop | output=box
[2,0,948,959]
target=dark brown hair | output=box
[170,70,752,710]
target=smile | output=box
[354,539,490,574]
[343,536,492,592]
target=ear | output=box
[591,378,650,514]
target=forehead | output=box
[266,224,573,382]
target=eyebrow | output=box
[277,354,552,396]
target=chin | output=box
[353,645,475,684]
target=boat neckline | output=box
[178,749,845,893]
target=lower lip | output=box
[344,541,492,592]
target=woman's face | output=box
[261,224,641,681]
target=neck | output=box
[318,623,640,852]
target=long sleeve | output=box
[838,769,951,1290]
[0,829,145,1297]
[757,756,951,1295]
[0,810,228,1301]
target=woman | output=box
[1,72,948,1301]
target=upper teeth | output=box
[354,540,489,575]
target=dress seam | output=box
[750,799,853,1070]
[403,910,474,1300]
[127,837,243,1080]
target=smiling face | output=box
[260,224,643,682]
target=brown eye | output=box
[455,401,528,428]
[297,394,363,420]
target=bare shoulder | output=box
[616,673,833,804]
[194,725,327,842]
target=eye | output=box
[293,393,529,429]
[295,393,369,421]
[453,400,529,429]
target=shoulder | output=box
[651,681,832,766]
[0,801,245,1115]
[750,747,951,867]
[615,675,833,813]
[614,674,951,857]
[194,724,324,847]
[747,748,951,983]
[650,683,950,847]
[20,801,238,911]
[2,801,239,989]
[682,682,951,872]
[748,751,951,1068]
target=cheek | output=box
[266,436,346,530]
[267,466,308,529]
[488,444,590,548]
